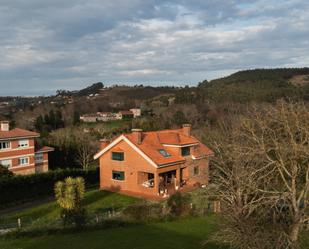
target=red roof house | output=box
[94,124,213,199]
[0,121,54,175]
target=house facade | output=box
[129,108,141,118]
[80,109,139,123]
[94,124,213,198]
[0,121,54,175]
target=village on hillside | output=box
[80,108,141,122]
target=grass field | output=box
[0,190,308,249]
[81,119,131,130]
[0,216,224,249]
[0,190,139,227]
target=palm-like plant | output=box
[54,177,86,227]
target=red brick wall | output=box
[99,140,159,195]
[185,157,209,185]
[99,140,211,196]
[0,138,36,174]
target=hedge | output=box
[0,168,99,208]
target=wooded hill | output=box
[175,68,309,104]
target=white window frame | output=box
[18,139,29,148]
[0,159,12,168]
[0,141,11,150]
[19,157,29,166]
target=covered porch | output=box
[137,164,187,198]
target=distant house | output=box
[97,112,118,122]
[94,124,213,199]
[118,110,134,120]
[80,109,139,123]
[0,121,54,175]
[129,108,141,118]
[0,102,9,108]
[79,114,98,122]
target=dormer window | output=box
[181,146,190,156]
[158,149,171,158]
[112,152,124,161]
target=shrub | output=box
[189,188,213,216]
[167,192,191,217]
[0,165,13,178]
[55,177,86,228]
[0,168,99,207]
[123,203,164,222]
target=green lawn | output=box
[0,190,139,227]
[1,190,308,249]
[82,119,131,130]
[0,216,224,249]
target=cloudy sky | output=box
[0,0,308,96]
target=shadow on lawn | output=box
[82,189,138,213]
[82,190,115,206]
[0,218,228,249]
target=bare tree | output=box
[76,135,96,170]
[210,101,309,249]
[49,127,98,169]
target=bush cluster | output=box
[0,168,99,207]
[123,202,164,222]
[123,192,195,222]
[167,192,192,217]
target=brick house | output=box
[0,121,54,175]
[94,124,213,198]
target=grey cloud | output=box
[0,0,308,95]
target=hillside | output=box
[1,84,178,129]
[2,68,309,130]
[175,68,309,103]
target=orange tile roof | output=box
[124,129,213,166]
[119,111,133,115]
[0,128,39,140]
[35,146,54,153]
[156,129,199,145]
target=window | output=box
[193,166,199,176]
[35,153,44,163]
[112,152,124,161]
[0,141,10,150]
[181,146,190,156]
[18,139,29,148]
[158,149,171,158]
[0,159,12,168]
[19,157,29,166]
[112,171,125,181]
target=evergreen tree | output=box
[172,111,188,126]
[73,111,80,125]
[35,115,44,132]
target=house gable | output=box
[94,135,158,168]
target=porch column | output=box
[154,173,160,195]
[176,167,181,190]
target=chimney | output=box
[99,138,110,149]
[131,129,143,144]
[0,121,9,132]
[182,124,191,136]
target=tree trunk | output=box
[290,222,301,244]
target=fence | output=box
[0,210,121,235]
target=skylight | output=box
[158,149,171,158]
